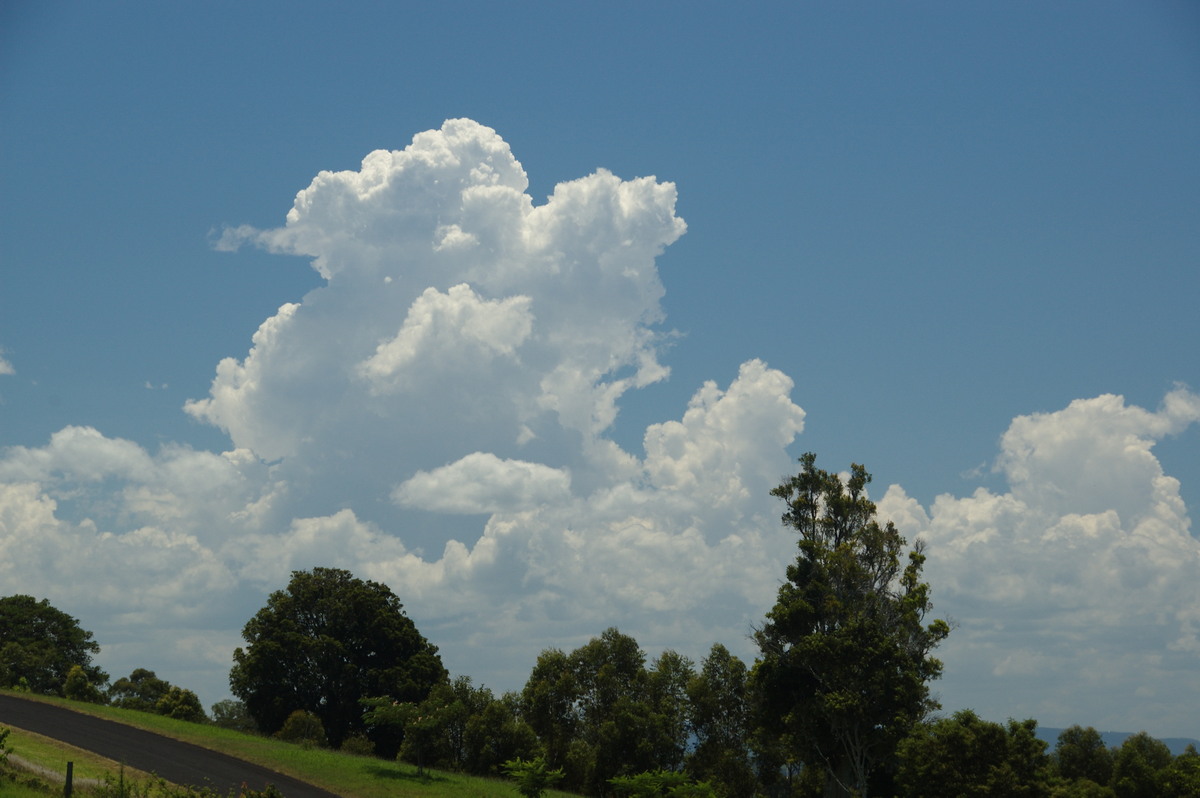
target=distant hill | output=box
[1038,727,1200,756]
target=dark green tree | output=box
[155,685,207,722]
[229,567,446,750]
[463,690,540,775]
[1053,725,1114,787]
[647,650,695,773]
[521,647,579,771]
[211,699,259,733]
[366,677,487,773]
[1160,744,1200,798]
[398,676,539,775]
[108,668,171,711]
[0,594,107,695]
[751,454,950,798]
[570,628,653,793]
[521,629,695,795]
[362,698,423,768]
[895,710,1050,797]
[685,644,755,797]
[1110,732,1172,798]
[63,663,105,703]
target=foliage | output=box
[106,668,206,721]
[64,663,106,703]
[462,688,540,776]
[229,567,446,750]
[1048,779,1115,798]
[752,453,950,797]
[274,708,326,747]
[521,648,578,770]
[609,770,717,797]
[210,699,259,734]
[340,732,376,756]
[1110,731,1172,798]
[895,710,1050,797]
[362,696,437,775]
[684,644,755,797]
[109,668,172,712]
[1160,744,1200,798]
[0,594,107,695]
[366,676,538,776]
[503,756,564,798]
[155,686,207,723]
[520,628,696,795]
[1053,725,1114,786]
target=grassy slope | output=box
[5,724,157,782]
[0,691,577,798]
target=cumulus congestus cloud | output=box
[1,119,1197,728]
[878,387,1200,732]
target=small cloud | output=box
[0,349,14,376]
[211,224,262,253]
[393,452,571,514]
[959,461,988,480]
[144,381,169,390]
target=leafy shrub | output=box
[275,709,326,747]
[63,663,106,703]
[340,732,376,756]
[155,686,207,723]
[211,699,259,734]
[610,770,718,797]
[504,756,565,798]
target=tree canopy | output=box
[108,668,172,711]
[520,628,698,795]
[229,567,446,750]
[0,594,107,695]
[895,710,1050,796]
[751,453,950,797]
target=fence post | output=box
[64,761,73,797]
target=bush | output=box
[155,686,207,723]
[109,669,171,712]
[340,733,376,757]
[504,756,565,798]
[63,663,106,704]
[211,699,259,733]
[274,709,326,747]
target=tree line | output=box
[3,453,1198,797]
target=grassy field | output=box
[6,724,157,783]
[0,691,578,797]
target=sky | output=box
[1,2,1199,739]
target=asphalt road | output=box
[0,694,341,798]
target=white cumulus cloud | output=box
[393,453,571,515]
[878,387,1200,734]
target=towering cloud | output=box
[0,120,1196,734]
[879,388,1200,733]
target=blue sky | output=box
[2,2,1199,737]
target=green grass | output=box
[0,775,56,798]
[5,724,158,783]
[1,691,578,798]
